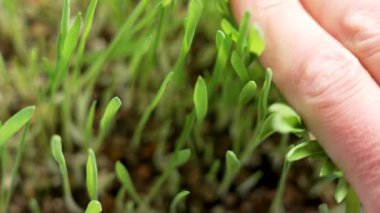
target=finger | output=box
[231,0,380,210]
[300,0,380,84]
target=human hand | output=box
[231,0,380,211]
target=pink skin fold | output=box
[231,0,380,211]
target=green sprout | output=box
[51,135,81,212]
[86,149,99,200]
[132,72,174,148]
[96,97,122,150]
[218,151,241,196]
[170,190,190,213]
[238,81,257,106]
[193,76,208,124]
[0,106,34,212]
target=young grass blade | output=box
[3,122,30,212]
[132,72,174,148]
[216,30,225,51]
[85,200,102,213]
[269,158,291,213]
[209,30,232,96]
[57,0,71,58]
[50,135,81,212]
[268,103,303,134]
[335,178,348,203]
[171,149,191,168]
[115,161,142,204]
[226,151,240,176]
[170,190,190,213]
[249,24,265,56]
[345,186,361,213]
[85,101,97,149]
[257,68,272,123]
[238,81,257,106]
[236,12,250,55]
[62,13,82,60]
[193,76,208,124]
[74,0,99,77]
[219,151,241,195]
[0,106,35,146]
[231,50,249,82]
[286,140,324,162]
[95,97,122,149]
[319,159,342,178]
[221,19,238,42]
[183,0,204,53]
[100,97,121,132]
[86,149,98,200]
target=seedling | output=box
[238,81,257,106]
[0,106,34,212]
[115,161,142,204]
[219,151,241,196]
[96,97,122,149]
[193,76,208,124]
[170,190,190,213]
[132,72,174,148]
[51,135,81,212]
[86,149,99,200]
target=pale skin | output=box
[231,0,380,211]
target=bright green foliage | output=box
[0,121,31,212]
[249,24,265,56]
[257,68,273,123]
[86,149,98,200]
[221,19,238,41]
[85,200,102,213]
[171,149,192,168]
[286,140,324,162]
[345,187,361,213]
[231,50,249,82]
[100,97,122,133]
[62,14,82,59]
[219,151,241,195]
[259,103,303,141]
[115,161,142,203]
[193,76,208,124]
[236,12,250,55]
[335,178,348,203]
[183,0,204,53]
[319,159,342,178]
[0,106,35,146]
[239,81,257,106]
[50,135,81,212]
[170,190,190,213]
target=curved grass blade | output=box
[239,81,257,106]
[170,190,190,213]
[132,72,174,148]
[183,0,204,53]
[115,161,142,204]
[0,106,35,146]
[286,140,324,162]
